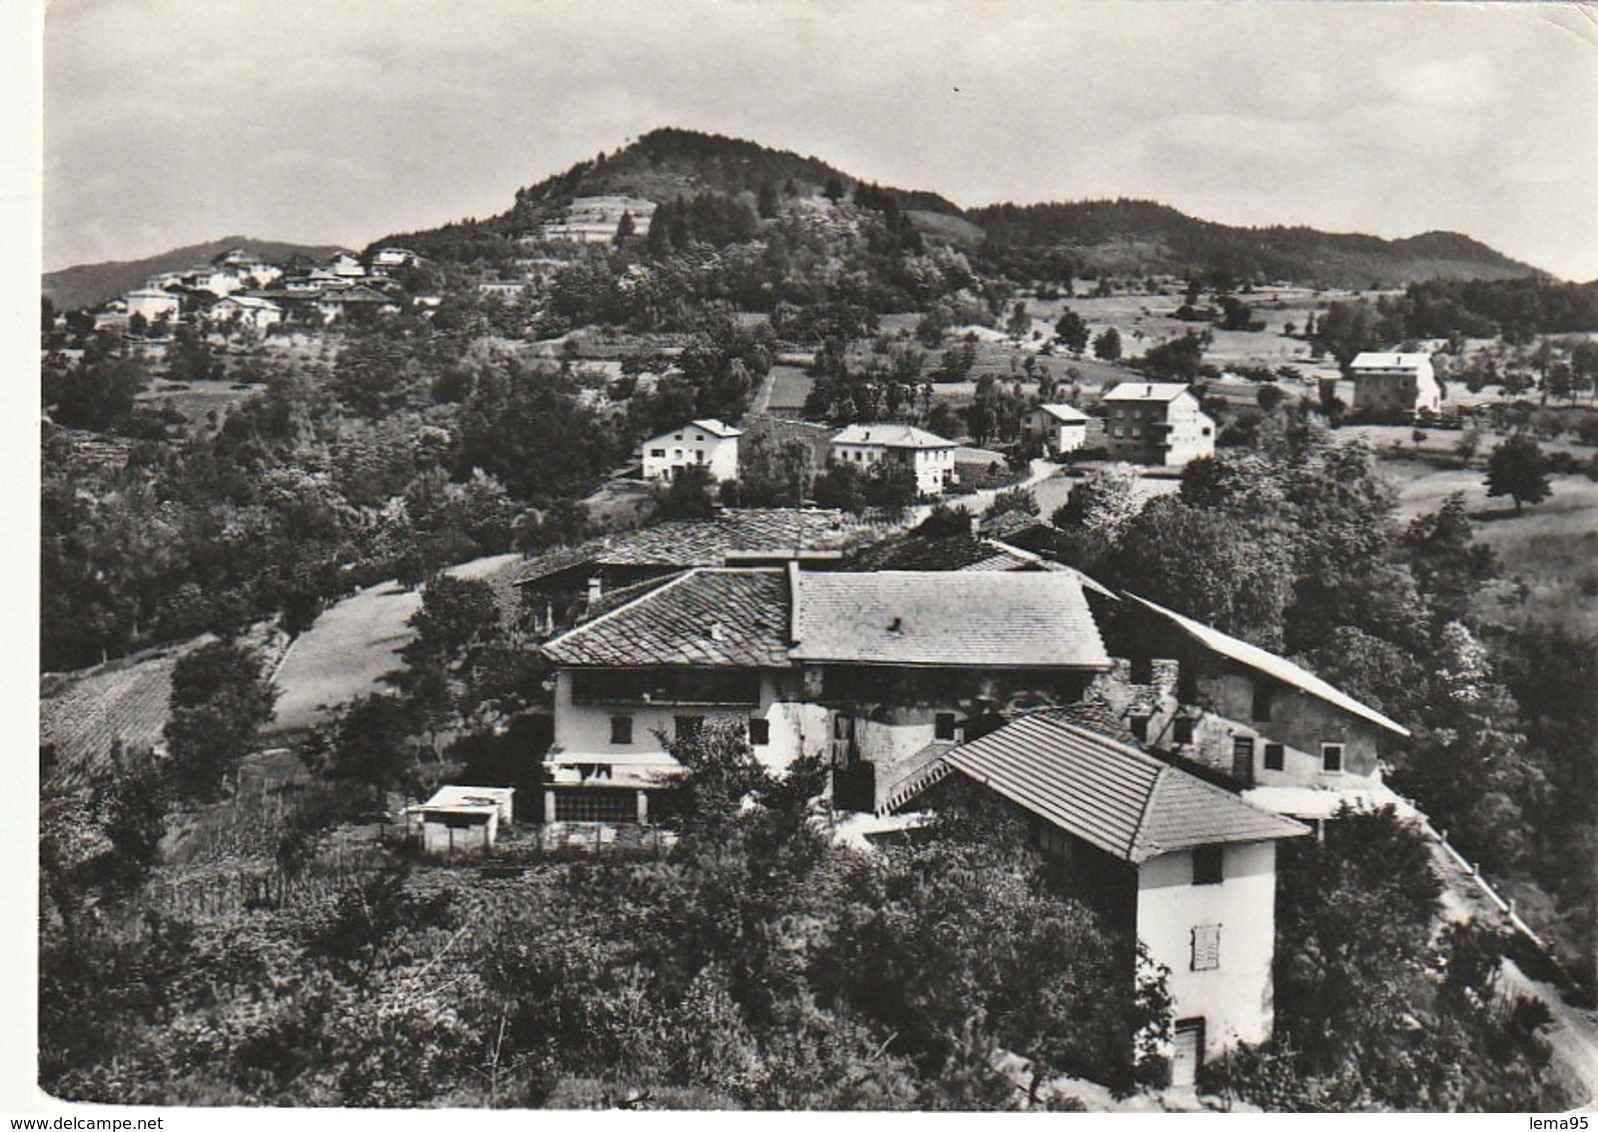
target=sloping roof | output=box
[1102,382,1191,403]
[831,423,956,449]
[1033,403,1090,423]
[692,418,742,438]
[1350,352,1430,371]
[942,715,1308,863]
[791,571,1109,668]
[1125,593,1411,737]
[849,534,1027,573]
[646,419,741,442]
[514,509,871,587]
[542,568,791,667]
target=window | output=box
[1264,742,1285,771]
[934,712,958,741]
[1129,714,1150,743]
[1322,743,1345,773]
[675,715,704,741]
[554,787,639,824]
[1251,681,1274,723]
[1192,844,1224,886]
[1191,924,1221,971]
[1231,736,1254,783]
[609,715,633,745]
[650,448,666,458]
[748,717,770,746]
[1173,716,1195,745]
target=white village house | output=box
[1102,382,1215,467]
[913,713,1308,1086]
[206,294,283,332]
[1022,403,1090,456]
[828,423,958,496]
[1349,352,1442,417]
[638,419,742,484]
[124,288,182,323]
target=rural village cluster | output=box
[41,135,1595,1112]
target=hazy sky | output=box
[42,0,1598,279]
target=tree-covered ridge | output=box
[359,128,1544,291]
[967,199,1540,288]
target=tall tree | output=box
[162,641,277,802]
[1484,434,1552,513]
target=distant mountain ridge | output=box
[964,199,1538,288]
[47,129,1547,306]
[43,237,347,312]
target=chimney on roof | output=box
[586,576,603,610]
[888,616,903,633]
[708,622,725,642]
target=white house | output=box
[1101,383,1216,467]
[206,294,283,332]
[328,252,367,279]
[639,419,742,484]
[922,713,1308,1085]
[540,195,656,244]
[828,423,958,496]
[373,246,420,268]
[124,288,182,323]
[1022,403,1090,456]
[1349,352,1441,417]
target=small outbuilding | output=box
[408,785,515,859]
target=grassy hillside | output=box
[43,236,346,311]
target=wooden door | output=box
[1171,1017,1205,1087]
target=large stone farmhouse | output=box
[534,563,1365,1083]
[1349,351,1442,417]
[538,567,1110,818]
[1089,593,1411,822]
[1101,383,1216,467]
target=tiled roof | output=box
[832,423,956,449]
[791,571,1109,668]
[1102,382,1191,403]
[846,534,1041,573]
[514,509,871,586]
[541,568,791,667]
[942,714,1308,863]
[1125,594,1411,737]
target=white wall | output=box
[1137,840,1278,1059]
[640,429,739,483]
[550,670,822,773]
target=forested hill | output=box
[43,237,346,312]
[965,200,1540,288]
[369,127,1540,288]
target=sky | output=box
[39,0,1598,279]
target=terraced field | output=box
[40,641,199,791]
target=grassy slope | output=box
[268,553,522,733]
[1381,458,1598,634]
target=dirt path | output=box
[1501,960,1598,1111]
